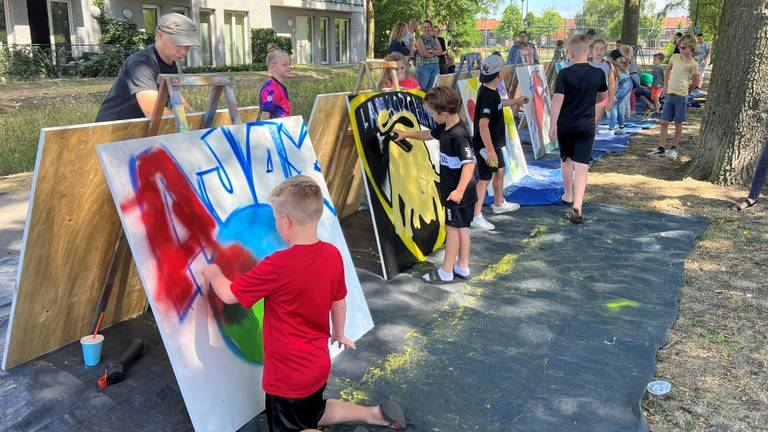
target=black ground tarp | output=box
[0,204,707,431]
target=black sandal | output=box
[731,198,758,212]
[565,208,583,224]
[379,400,407,429]
[422,269,453,284]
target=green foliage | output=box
[251,28,293,64]
[77,2,152,77]
[429,0,496,54]
[536,7,565,39]
[574,0,624,39]
[183,63,267,73]
[0,45,56,80]
[496,3,523,43]
[688,0,723,37]
[372,0,423,58]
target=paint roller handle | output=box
[105,338,145,385]
[388,132,413,152]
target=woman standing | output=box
[388,22,411,57]
[414,20,442,90]
[434,26,448,75]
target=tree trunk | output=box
[688,0,768,186]
[366,0,375,59]
[620,0,641,46]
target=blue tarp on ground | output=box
[489,114,657,206]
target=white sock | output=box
[454,265,470,277]
[437,268,454,281]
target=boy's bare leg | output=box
[318,400,389,427]
[653,98,661,114]
[474,180,490,215]
[442,227,460,274]
[673,122,683,147]
[492,167,505,205]
[572,162,589,213]
[457,228,471,269]
[659,121,669,149]
[561,158,574,202]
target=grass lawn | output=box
[0,65,359,176]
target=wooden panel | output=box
[307,93,365,218]
[2,107,261,370]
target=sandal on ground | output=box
[422,269,453,284]
[565,208,583,224]
[731,198,758,212]
[453,271,470,280]
[379,400,407,430]
[559,193,573,206]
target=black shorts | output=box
[445,201,475,228]
[558,128,595,165]
[266,384,327,432]
[474,146,506,181]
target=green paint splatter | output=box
[605,299,641,311]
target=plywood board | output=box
[2,107,261,370]
[516,65,559,159]
[308,92,367,219]
[347,90,445,279]
[97,116,373,432]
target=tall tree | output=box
[538,7,565,39]
[367,0,375,58]
[496,3,524,44]
[688,0,768,186]
[620,0,641,45]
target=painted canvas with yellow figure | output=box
[347,90,445,279]
[457,78,529,197]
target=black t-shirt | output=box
[431,122,477,206]
[472,85,505,150]
[554,63,608,131]
[95,45,177,122]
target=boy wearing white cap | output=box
[96,13,199,122]
[470,54,528,231]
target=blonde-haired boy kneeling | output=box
[203,176,406,430]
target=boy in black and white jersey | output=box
[395,86,477,283]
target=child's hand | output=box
[447,189,464,203]
[486,149,499,168]
[516,96,530,105]
[201,264,221,286]
[331,334,356,350]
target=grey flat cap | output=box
[157,13,200,46]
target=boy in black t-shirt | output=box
[395,87,477,283]
[471,55,529,231]
[549,35,609,224]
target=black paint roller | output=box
[98,338,145,389]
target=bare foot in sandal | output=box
[731,198,758,212]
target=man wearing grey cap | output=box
[95,13,199,122]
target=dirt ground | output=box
[0,89,765,431]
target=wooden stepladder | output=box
[89,73,242,333]
[453,52,482,88]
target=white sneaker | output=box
[667,147,679,160]
[491,201,520,214]
[606,128,615,136]
[646,148,665,159]
[470,214,495,230]
[614,127,626,135]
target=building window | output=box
[199,10,214,66]
[224,12,246,65]
[295,16,313,65]
[48,0,71,47]
[0,0,8,44]
[335,18,349,63]
[319,18,329,64]
[143,5,158,33]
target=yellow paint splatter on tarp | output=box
[605,299,641,311]
[476,254,519,282]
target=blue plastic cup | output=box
[81,334,104,367]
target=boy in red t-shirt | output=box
[202,176,405,432]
